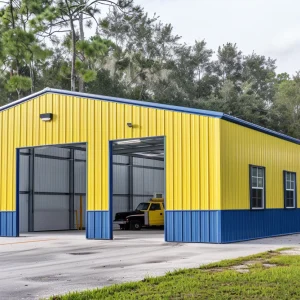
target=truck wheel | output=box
[130,221,142,230]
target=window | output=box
[149,203,160,211]
[136,203,150,211]
[250,166,265,209]
[284,171,297,209]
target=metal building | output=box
[0,88,300,243]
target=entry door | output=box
[148,203,164,225]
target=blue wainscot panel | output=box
[0,211,17,237]
[221,209,300,243]
[165,210,221,243]
[86,211,112,240]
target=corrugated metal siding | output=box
[86,211,111,239]
[220,120,300,209]
[221,209,300,242]
[19,195,28,233]
[113,164,129,195]
[34,195,69,231]
[0,93,222,214]
[133,168,164,196]
[0,212,17,236]
[34,157,69,193]
[74,161,86,194]
[165,211,221,243]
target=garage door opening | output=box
[111,137,165,238]
[18,143,87,235]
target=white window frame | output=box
[250,166,265,210]
[284,171,296,209]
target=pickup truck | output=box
[114,198,164,230]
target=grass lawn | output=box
[51,247,300,300]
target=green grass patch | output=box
[274,247,293,252]
[50,248,300,300]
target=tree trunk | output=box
[78,11,85,92]
[70,17,76,91]
[10,0,19,75]
[30,60,34,93]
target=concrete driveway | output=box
[1,230,300,299]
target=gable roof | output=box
[1,87,299,145]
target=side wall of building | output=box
[0,93,222,242]
[219,120,300,242]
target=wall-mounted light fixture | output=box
[40,113,53,122]
[127,122,133,128]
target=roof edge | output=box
[0,87,224,118]
[0,88,299,145]
[222,114,300,145]
[0,88,50,112]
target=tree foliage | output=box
[0,0,299,138]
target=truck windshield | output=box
[136,203,150,211]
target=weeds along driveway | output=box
[1,230,300,300]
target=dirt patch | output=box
[202,268,226,273]
[244,260,262,266]
[263,263,277,268]
[230,265,250,273]
[280,249,300,255]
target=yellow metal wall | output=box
[220,120,300,209]
[0,93,222,212]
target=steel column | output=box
[28,148,34,232]
[128,156,134,211]
[69,149,75,229]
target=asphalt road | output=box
[1,230,300,299]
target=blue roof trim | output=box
[1,87,300,145]
[0,88,223,117]
[46,88,224,118]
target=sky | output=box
[135,0,300,75]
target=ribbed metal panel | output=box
[220,120,300,209]
[74,161,86,194]
[133,157,164,167]
[113,164,129,194]
[113,155,129,164]
[221,209,300,242]
[19,195,28,233]
[19,155,29,191]
[34,195,69,231]
[165,211,221,243]
[86,211,111,239]
[0,93,222,214]
[34,157,69,193]
[0,212,17,236]
[133,168,164,196]
[112,196,128,217]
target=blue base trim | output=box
[166,209,300,243]
[86,211,112,240]
[0,212,17,237]
[165,211,221,243]
[221,209,300,243]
